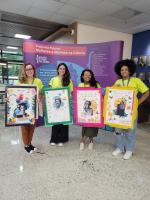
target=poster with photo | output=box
[137,72,145,81]
[44,87,72,126]
[5,85,37,126]
[139,56,146,67]
[73,87,104,127]
[146,56,150,67]
[131,56,139,65]
[104,87,138,129]
[145,72,150,83]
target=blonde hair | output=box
[18,63,36,83]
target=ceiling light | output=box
[6,46,18,50]
[14,34,31,39]
[3,50,18,54]
[0,62,7,66]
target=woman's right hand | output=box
[31,118,36,125]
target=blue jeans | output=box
[115,119,137,152]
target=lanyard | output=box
[122,78,130,86]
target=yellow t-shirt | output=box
[114,77,149,95]
[17,78,43,94]
[49,76,73,93]
[78,82,100,88]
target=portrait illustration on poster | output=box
[83,100,93,116]
[44,87,72,126]
[74,87,104,127]
[104,87,138,129]
[5,85,37,126]
[53,96,63,109]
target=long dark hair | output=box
[57,63,70,86]
[80,69,99,88]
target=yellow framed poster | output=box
[103,86,138,129]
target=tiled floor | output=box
[0,121,150,200]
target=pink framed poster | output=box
[73,87,104,127]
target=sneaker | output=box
[116,132,121,135]
[30,144,37,151]
[123,151,133,160]
[112,148,122,156]
[88,142,93,150]
[50,142,56,146]
[58,143,63,147]
[79,142,84,150]
[24,145,33,154]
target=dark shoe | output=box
[24,145,33,154]
[116,132,121,135]
[30,144,37,151]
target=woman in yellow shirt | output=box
[112,59,149,159]
[79,69,100,151]
[18,63,43,153]
[49,63,73,146]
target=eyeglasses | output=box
[25,68,33,71]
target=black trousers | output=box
[50,124,69,143]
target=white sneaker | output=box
[30,144,37,151]
[112,148,122,156]
[79,142,84,150]
[29,150,34,154]
[58,143,63,147]
[88,142,93,150]
[50,142,56,146]
[123,151,132,160]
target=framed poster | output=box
[73,87,104,127]
[5,85,37,126]
[139,55,146,67]
[103,86,138,129]
[44,87,72,127]
[131,56,139,65]
[146,55,150,67]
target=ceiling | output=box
[1,0,150,53]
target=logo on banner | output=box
[36,55,50,64]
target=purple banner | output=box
[23,40,123,87]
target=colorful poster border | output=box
[103,86,138,129]
[44,87,72,127]
[5,85,37,127]
[73,87,104,127]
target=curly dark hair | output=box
[80,69,99,88]
[114,59,137,78]
[57,63,71,86]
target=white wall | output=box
[77,23,133,59]
[53,33,74,44]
